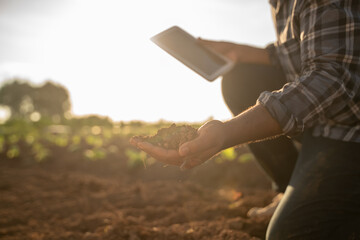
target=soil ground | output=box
[0,145,275,240]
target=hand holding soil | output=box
[130,123,197,167]
[130,120,226,169]
[131,123,198,150]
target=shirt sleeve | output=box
[265,43,283,70]
[257,1,359,136]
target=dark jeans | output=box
[222,63,360,240]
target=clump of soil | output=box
[134,123,198,149]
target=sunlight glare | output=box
[0,0,274,122]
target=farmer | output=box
[131,0,360,239]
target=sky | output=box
[0,0,276,122]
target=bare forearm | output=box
[198,39,271,65]
[234,45,271,65]
[222,104,283,149]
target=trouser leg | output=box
[221,63,298,192]
[267,131,360,240]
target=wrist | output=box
[201,119,229,151]
[221,120,240,150]
[221,104,283,149]
[250,47,271,65]
[236,46,271,65]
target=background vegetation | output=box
[0,79,253,168]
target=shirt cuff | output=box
[257,90,305,136]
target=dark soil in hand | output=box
[134,124,198,149]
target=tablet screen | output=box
[151,26,233,81]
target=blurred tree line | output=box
[0,79,145,127]
[0,79,71,122]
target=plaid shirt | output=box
[257,0,360,142]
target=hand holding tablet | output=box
[151,26,234,82]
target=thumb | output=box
[179,135,208,157]
[179,143,191,157]
[197,38,215,47]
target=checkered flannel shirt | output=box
[257,0,360,142]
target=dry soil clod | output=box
[133,123,198,150]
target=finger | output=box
[179,158,202,170]
[179,133,214,157]
[180,121,224,157]
[137,142,183,166]
[180,157,206,170]
[129,136,141,147]
[138,142,178,159]
[197,38,221,48]
[179,159,189,170]
[197,38,212,44]
[180,148,218,170]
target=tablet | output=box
[151,26,234,82]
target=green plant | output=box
[125,149,146,169]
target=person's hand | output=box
[177,120,226,169]
[198,38,271,65]
[129,120,226,170]
[129,137,184,166]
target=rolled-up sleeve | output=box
[257,1,360,137]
